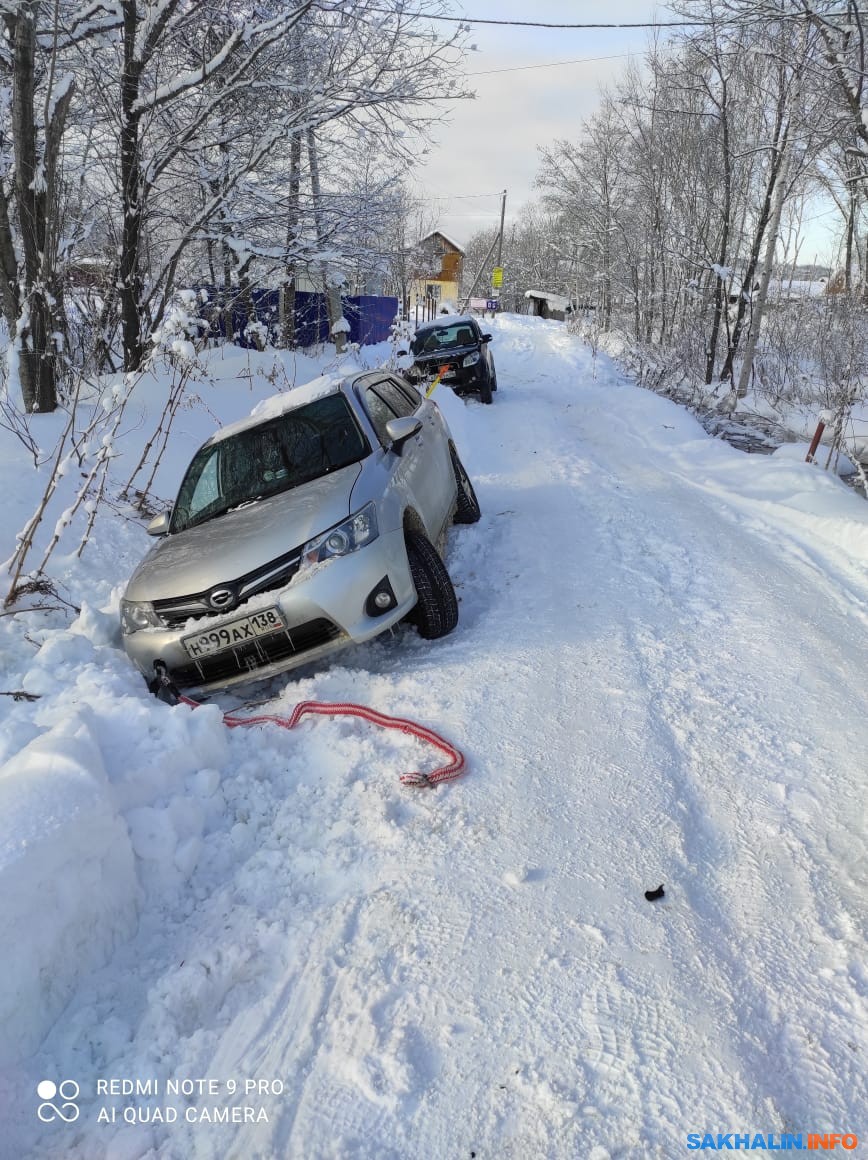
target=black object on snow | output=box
[149,661,181,706]
[644,884,665,901]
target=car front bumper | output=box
[413,358,487,393]
[122,528,417,694]
[441,365,488,392]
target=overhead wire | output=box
[315,4,868,31]
[468,53,635,77]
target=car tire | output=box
[479,375,493,404]
[451,449,481,524]
[491,369,498,391]
[405,531,459,639]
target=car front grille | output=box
[153,546,303,628]
[419,358,477,385]
[168,617,342,688]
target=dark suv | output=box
[409,314,498,404]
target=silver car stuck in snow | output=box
[120,370,480,694]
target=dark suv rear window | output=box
[411,322,478,356]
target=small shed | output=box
[524,290,574,321]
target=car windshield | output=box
[170,393,368,533]
[411,322,477,356]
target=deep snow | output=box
[1,316,867,1158]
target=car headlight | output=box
[462,351,480,367]
[120,599,164,635]
[301,502,379,569]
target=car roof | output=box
[414,314,477,333]
[205,372,357,447]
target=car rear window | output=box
[411,322,478,355]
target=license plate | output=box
[183,606,286,659]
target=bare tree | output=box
[0,1,76,411]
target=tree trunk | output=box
[307,128,345,354]
[719,83,789,384]
[2,2,72,411]
[280,130,302,348]
[706,76,731,385]
[844,148,856,294]
[238,261,261,348]
[119,1,144,372]
[735,146,791,399]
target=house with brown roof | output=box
[409,231,465,317]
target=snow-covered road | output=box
[6,315,868,1159]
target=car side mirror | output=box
[385,415,422,455]
[482,333,493,343]
[146,509,172,536]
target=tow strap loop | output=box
[425,363,452,398]
[178,695,466,789]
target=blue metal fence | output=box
[198,288,398,349]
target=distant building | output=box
[524,289,574,322]
[409,231,465,318]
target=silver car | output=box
[120,370,480,695]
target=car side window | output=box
[189,449,220,512]
[363,386,400,446]
[390,376,423,410]
[373,379,417,419]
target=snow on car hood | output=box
[124,462,362,602]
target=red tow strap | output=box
[179,695,466,788]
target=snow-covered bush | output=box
[386,315,416,372]
[244,319,269,352]
[151,291,209,368]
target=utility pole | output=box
[459,189,507,315]
[458,234,500,314]
[491,189,507,311]
[496,189,507,269]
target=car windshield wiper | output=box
[183,496,264,530]
[226,496,264,513]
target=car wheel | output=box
[479,375,493,404]
[405,531,459,639]
[491,368,498,391]
[451,449,481,524]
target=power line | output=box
[332,9,706,28]
[468,52,634,77]
[321,5,868,31]
[426,191,504,199]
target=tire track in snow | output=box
[575,398,868,1132]
[363,332,758,1152]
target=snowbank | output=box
[772,440,857,476]
[0,713,138,1065]
[3,325,867,1156]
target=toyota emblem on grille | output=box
[208,587,236,610]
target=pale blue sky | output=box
[411,1,678,242]
[411,0,840,262]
